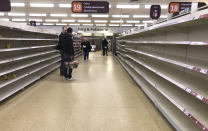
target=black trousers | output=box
[103,48,108,56]
[63,53,74,79]
[60,50,64,76]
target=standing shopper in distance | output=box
[58,26,67,76]
[63,27,75,80]
[102,39,109,56]
[81,39,92,61]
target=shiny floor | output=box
[0,52,173,131]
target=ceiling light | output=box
[29,19,42,22]
[50,14,67,17]
[0,13,4,16]
[135,24,145,27]
[109,24,119,27]
[112,15,129,18]
[160,15,168,18]
[36,23,41,26]
[117,5,140,9]
[145,5,168,9]
[71,14,88,17]
[133,15,149,18]
[92,14,109,18]
[30,3,54,8]
[110,20,123,23]
[83,24,93,26]
[62,20,75,22]
[56,23,67,26]
[12,19,26,22]
[8,13,25,16]
[45,19,59,22]
[122,24,132,27]
[96,24,106,26]
[69,24,80,26]
[126,20,140,23]
[109,5,112,8]
[29,13,46,17]
[143,20,154,23]
[94,20,108,23]
[0,18,9,21]
[59,4,71,8]
[19,23,27,25]
[78,20,91,23]
[43,23,54,26]
[11,3,25,7]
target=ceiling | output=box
[0,0,207,27]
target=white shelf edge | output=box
[0,45,56,52]
[0,38,58,41]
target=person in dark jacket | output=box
[102,39,109,56]
[63,27,75,80]
[58,26,67,76]
[81,40,92,60]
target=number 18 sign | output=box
[72,1,109,13]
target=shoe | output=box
[65,77,76,81]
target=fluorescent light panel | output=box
[29,19,42,22]
[94,20,108,23]
[69,24,80,26]
[12,19,26,22]
[110,20,123,23]
[11,3,25,7]
[59,4,71,8]
[96,24,106,26]
[160,15,168,18]
[143,20,154,23]
[122,24,132,27]
[8,13,25,16]
[56,23,67,26]
[135,24,145,27]
[117,5,140,8]
[78,20,91,22]
[92,14,109,18]
[83,24,93,26]
[43,23,54,25]
[133,15,149,18]
[62,19,75,22]
[109,24,119,27]
[29,13,46,16]
[50,14,67,17]
[126,20,140,23]
[0,18,9,21]
[71,14,88,17]
[112,15,129,18]
[45,19,59,22]
[0,13,4,16]
[30,3,54,7]
[145,5,168,9]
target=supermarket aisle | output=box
[0,52,173,131]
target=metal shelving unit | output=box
[0,21,60,102]
[116,8,208,131]
[73,36,82,58]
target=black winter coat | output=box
[63,33,74,56]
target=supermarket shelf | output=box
[0,45,56,52]
[0,54,60,77]
[0,38,58,41]
[117,54,208,130]
[124,53,208,105]
[125,48,208,77]
[0,50,58,65]
[119,40,208,46]
[0,63,59,102]
[0,57,60,89]
[116,55,201,131]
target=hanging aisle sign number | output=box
[72,1,109,13]
[0,0,11,12]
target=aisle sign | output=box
[150,5,161,19]
[0,0,11,12]
[72,1,109,13]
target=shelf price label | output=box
[72,1,109,13]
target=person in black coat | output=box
[58,26,67,76]
[102,39,109,56]
[81,40,92,60]
[62,27,75,80]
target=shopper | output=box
[58,26,67,76]
[102,39,109,56]
[81,39,92,60]
[63,27,75,80]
